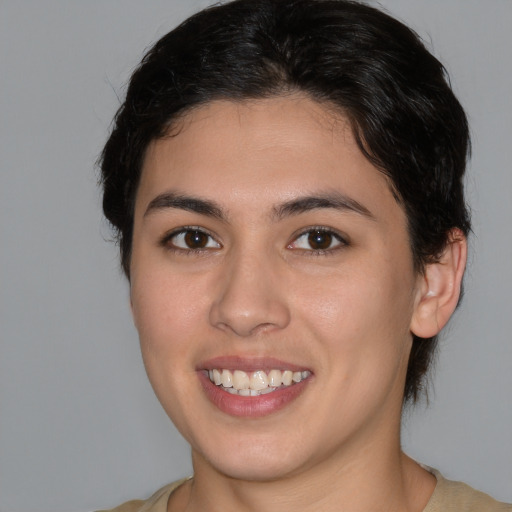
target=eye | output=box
[288,228,347,252]
[163,228,221,251]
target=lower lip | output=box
[198,372,310,417]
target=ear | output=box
[410,229,467,338]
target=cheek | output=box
[293,261,415,363]
[130,271,209,427]
[130,269,209,356]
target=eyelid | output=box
[287,226,349,252]
[160,226,221,251]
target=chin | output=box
[194,434,310,482]
[205,455,302,483]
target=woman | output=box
[99,0,511,510]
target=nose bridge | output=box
[209,246,290,337]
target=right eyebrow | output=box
[272,191,375,221]
[143,192,227,221]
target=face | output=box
[130,96,422,481]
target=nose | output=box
[209,252,291,337]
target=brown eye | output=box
[167,228,221,250]
[288,228,346,253]
[307,230,333,250]
[184,230,209,248]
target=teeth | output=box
[268,369,281,387]
[250,370,269,390]
[282,370,293,386]
[207,368,311,396]
[213,369,222,385]
[233,370,250,390]
[221,369,233,388]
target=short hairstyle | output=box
[100,0,471,403]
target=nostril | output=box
[209,296,291,337]
[248,322,279,336]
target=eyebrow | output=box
[272,192,375,221]
[144,192,227,221]
[143,190,374,222]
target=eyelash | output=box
[160,226,221,255]
[160,226,348,255]
[287,226,349,256]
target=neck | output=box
[172,441,435,512]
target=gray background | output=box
[1,1,510,511]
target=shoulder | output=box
[96,479,190,512]
[424,469,512,512]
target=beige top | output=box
[99,471,512,512]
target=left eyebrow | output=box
[272,192,375,221]
[143,192,227,221]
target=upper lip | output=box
[197,356,311,373]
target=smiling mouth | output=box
[207,368,312,396]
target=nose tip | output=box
[209,260,290,338]
[211,311,285,338]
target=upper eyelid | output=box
[289,226,348,243]
[161,226,221,245]
[159,225,348,248]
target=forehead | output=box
[137,95,400,224]
[155,95,352,164]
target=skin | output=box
[129,95,466,512]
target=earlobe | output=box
[410,229,467,338]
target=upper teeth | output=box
[208,369,310,396]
